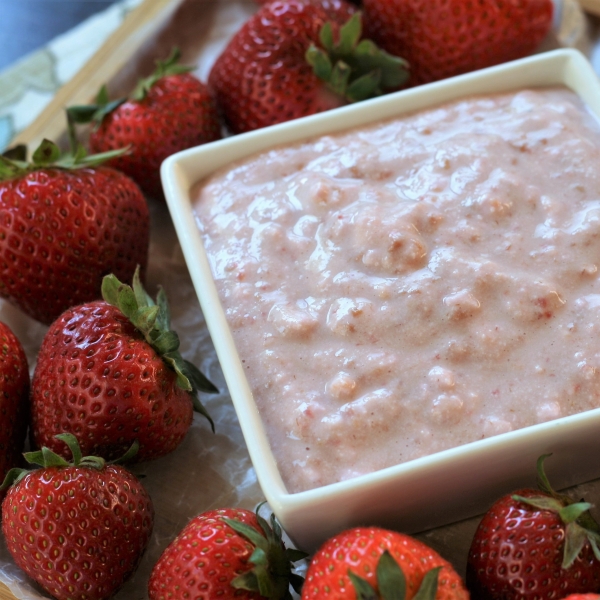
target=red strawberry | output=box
[467,455,600,600]
[362,0,553,86]
[30,268,217,463]
[559,596,600,600]
[208,1,408,134]
[302,526,469,599]
[1,433,154,600]
[68,48,221,200]
[0,321,29,506]
[254,0,358,20]
[147,506,306,599]
[0,139,149,325]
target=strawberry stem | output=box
[0,433,137,491]
[347,552,441,600]
[131,47,193,101]
[305,12,409,103]
[513,455,600,571]
[0,138,129,183]
[223,506,307,599]
[67,46,193,132]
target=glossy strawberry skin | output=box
[208,0,355,134]
[0,166,149,325]
[362,0,553,86]
[2,463,154,600]
[467,489,600,600]
[302,526,469,599]
[254,0,357,20]
[30,300,194,462]
[148,507,266,600]
[0,321,29,505]
[89,73,221,199]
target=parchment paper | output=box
[0,1,598,598]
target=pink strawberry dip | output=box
[193,87,600,493]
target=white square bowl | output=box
[162,48,600,552]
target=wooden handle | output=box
[0,582,15,600]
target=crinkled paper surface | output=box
[0,0,599,598]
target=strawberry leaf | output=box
[2,144,27,162]
[347,550,442,600]
[66,104,101,124]
[0,468,29,490]
[560,501,594,524]
[96,84,110,105]
[156,287,171,330]
[67,87,126,129]
[1,435,135,493]
[329,61,351,97]
[231,571,264,595]
[518,455,600,572]
[563,522,588,569]
[511,494,564,512]
[289,573,304,595]
[413,567,441,600]
[320,22,334,52]
[131,47,193,101]
[306,11,409,103]
[252,547,269,567]
[377,550,406,600]
[101,273,121,305]
[535,453,557,496]
[224,518,269,553]
[32,139,61,166]
[306,46,332,82]
[56,432,82,465]
[110,440,140,465]
[0,155,26,179]
[347,570,378,600]
[0,137,129,183]
[25,446,71,469]
[223,508,306,599]
[587,531,600,562]
[337,12,361,55]
[346,70,382,102]
[133,266,153,308]
[286,548,308,563]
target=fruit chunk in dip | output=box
[193,87,600,493]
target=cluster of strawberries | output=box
[0,0,569,598]
[147,456,600,599]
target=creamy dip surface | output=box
[193,87,600,493]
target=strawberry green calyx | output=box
[0,433,138,490]
[348,551,441,600]
[130,47,193,101]
[0,139,127,182]
[67,47,193,129]
[101,267,217,431]
[223,507,307,599]
[512,454,600,569]
[306,12,409,103]
[67,85,126,133]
